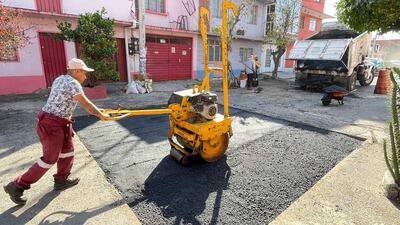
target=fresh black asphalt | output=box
[74,106,362,225]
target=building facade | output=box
[374,39,400,68]
[0,0,303,95]
[258,0,303,73]
[195,0,266,79]
[0,0,136,95]
[283,0,332,72]
[0,0,201,95]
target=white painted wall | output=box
[209,0,266,40]
[145,0,199,31]
[63,0,134,22]
[3,0,134,22]
[0,29,42,76]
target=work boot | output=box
[54,177,80,190]
[3,181,27,205]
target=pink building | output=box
[0,0,200,95]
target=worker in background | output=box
[3,58,112,205]
[244,55,256,90]
[254,55,260,87]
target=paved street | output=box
[1,78,396,224]
[74,106,361,224]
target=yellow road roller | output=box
[104,1,238,165]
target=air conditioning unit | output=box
[236,29,245,36]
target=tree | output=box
[264,0,301,79]
[0,2,29,60]
[56,8,118,86]
[211,0,256,52]
[337,0,400,33]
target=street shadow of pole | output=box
[36,200,126,225]
[129,156,230,225]
[0,190,60,225]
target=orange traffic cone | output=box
[374,69,391,95]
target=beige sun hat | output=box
[67,58,94,72]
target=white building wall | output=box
[209,0,266,39]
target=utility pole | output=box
[138,0,146,75]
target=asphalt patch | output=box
[74,108,362,225]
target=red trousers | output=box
[16,111,75,189]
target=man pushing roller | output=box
[3,58,112,205]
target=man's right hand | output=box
[99,113,112,121]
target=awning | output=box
[288,39,351,61]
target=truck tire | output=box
[345,73,357,91]
[359,69,375,86]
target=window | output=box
[375,44,381,52]
[265,49,272,67]
[36,0,61,13]
[209,40,222,62]
[300,16,305,29]
[265,3,275,35]
[0,43,18,62]
[146,0,165,14]
[248,5,258,25]
[239,48,253,62]
[211,0,222,18]
[309,18,317,31]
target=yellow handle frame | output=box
[102,109,172,120]
[102,1,237,121]
[198,1,238,117]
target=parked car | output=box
[367,57,384,76]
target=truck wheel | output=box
[359,70,375,86]
[345,73,357,91]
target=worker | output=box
[3,58,112,205]
[243,55,256,90]
[254,55,260,87]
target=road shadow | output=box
[36,200,126,225]
[0,190,60,225]
[0,109,39,159]
[390,199,400,210]
[129,156,230,225]
[0,190,125,225]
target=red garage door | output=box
[39,33,67,87]
[146,36,192,81]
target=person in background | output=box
[244,55,256,90]
[3,58,112,205]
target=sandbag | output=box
[126,81,139,94]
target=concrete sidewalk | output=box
[269,140,400,225]
[0,98,141,224]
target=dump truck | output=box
[288,22,374,91]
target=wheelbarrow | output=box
[321,85,349,106]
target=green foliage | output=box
[384,68,400,186]
[337,0,400,33]
[56,8,118,86]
